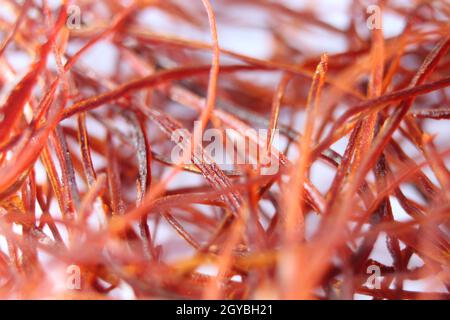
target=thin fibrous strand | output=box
[77,113,97,187]
[63,65,268,119]
[412,109,450,119]
[124,110,156,260]
[350,37,450,200]
[0,5,66,146]
[198,0,220,133]
[162,211,201,250]
[106,133,125,216]
[77,174,106,224]
[64,4,136,72]
[52,126,80,214]
[0,0,31,58]
[267,73,292,152]
[314,75,450,157]
[282,54,328,299]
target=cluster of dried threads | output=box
[0,0,449,299]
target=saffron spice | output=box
[0,0,449,300]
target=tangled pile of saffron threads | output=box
[0,0,449,299]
